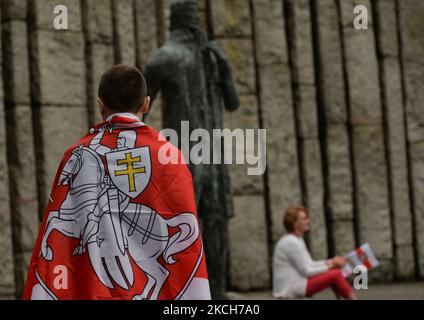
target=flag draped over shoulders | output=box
[22,114,210,300]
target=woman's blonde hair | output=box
[283,206,309,232]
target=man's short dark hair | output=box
[98,65,147,113]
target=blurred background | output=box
[0,0,423,299]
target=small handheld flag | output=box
[341,243,380,278]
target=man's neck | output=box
[103,111,142,122]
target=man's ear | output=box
[141,96,151,114]
[97,97,106,117]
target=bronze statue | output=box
[144,0,240,299]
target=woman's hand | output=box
[333,256,347,268]
[327,256,347,269]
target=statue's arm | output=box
[144,52,169,106]
[209,41,240,112]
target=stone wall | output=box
[0,0,422,297]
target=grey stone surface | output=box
[223,95,263,196]
[135,0,158,66]
[219,39,256,95]
[39,106,88,201]
[395,243,416,280]
[252,0,301,245]
[342,26,382,126]
[5,105,39,297]
[297,85,319,139]
[2,21,30,105]
[353,126,392,261]
[31,5,88,215]
[8,106,40,253]
[112,0,136,65]
[34,31,86,105]
[326,125,354,221]
[259,60,301,240]
[289,0,315,87]
[403,63,424,144]
[84,0,113,45]
[253,0,289,67]
[375,0,414,279]
[0,117,15,297]
[339,0,374,28]
[209,1,268,293]
[1,3,39,296]
[288,0,326,259]
[340,1,392,274]
[316,0,348,124]
[0,13,15,296]
[135,0,162,130]
[382,58,412,248]
[88,43,114,125]
[399,0,424,276]
[375,0,398,57]
[13,251,33,296]
[315,0,355,255]
[229,195,269,290]
[34,0,83,32]
[83,1,115,126]
[210,0,252,38]
[1,0,27,21]
[332,220,355,256]
[410,142,424,275]
[303,138,327,259]
[162,0,172,44]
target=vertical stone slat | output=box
[338,0,392,280]
[28,0,88,221]
[112,0,136,65]
[0,2,15,298]
[82,0,114,126]
[251,0,302,249]
[198,0,207,32]
[285,0,327,259]
[2,0,39,296]
[135,0,162,130]
[373,0,415,280]
[153,0,171,48]
[312,0,356,256]
[398,0,424,278]
[209,0,269,290]
[134,0,158,68]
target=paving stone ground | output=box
[228,282,424,300]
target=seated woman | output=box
[273,206,356,300]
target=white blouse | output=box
[273,234,329,298]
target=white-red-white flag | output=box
[341,243,380,277]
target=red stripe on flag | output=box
[355,248,373,269]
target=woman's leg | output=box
[306,269,353,299]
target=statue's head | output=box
[170,0,200,31]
